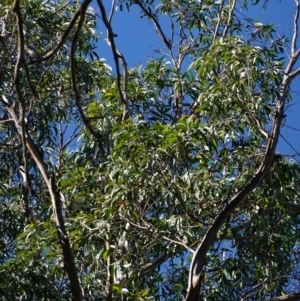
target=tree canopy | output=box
[0,0,300,300]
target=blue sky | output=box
[94,0,300,161]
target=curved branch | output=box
[70,5,105,157]
[30,0,93,63]
[141,252,170,275]
[11,1,83,299]
[97,0,128,109]
[5,100,83,301]
[12,0,31,224]
[270,292,300,301]
[134,0,171,50]
[185,2,300,299]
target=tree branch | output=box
[11,1,83,299]
[134,0,171,50]
[30,0,93,63]
[223,0,237,37]
[291,0,300,54]
[12,0,31,224]
[270,292,300,301]
[185,2,300,299]
[141,252,170,275]
[97,0,128,118]
[163,236,194,253]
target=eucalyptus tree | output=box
[1,0,300,300]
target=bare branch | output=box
[270,292,300,301]
[108,0,116,23]
[291,0,300,54]
[4,95,83,300]
[223,0,237,37]
[163,235,194,253]
[134,0,171,50]
[286,66,300,80]
[213,0,225,40]
[12,0,31,224]
[141,252,170,275]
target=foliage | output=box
[0,0,300,300]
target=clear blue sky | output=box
[94,1,300,162]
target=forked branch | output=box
[11,1,83,300]
[185,1,300,300]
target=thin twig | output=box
[283,123,300,132]
[163,235,194,253]
[279,134,300,163]
[97,0,128,113]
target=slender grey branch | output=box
[286,66,300,80]
[213,0,225,40]
[108,0,116,23]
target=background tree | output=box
[0,0,300,300]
